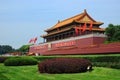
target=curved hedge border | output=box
[38,58,92,74]
[4,57,38,66]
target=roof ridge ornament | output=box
[58,20,60,23]
[84,9,87,14]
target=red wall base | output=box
[41,42,120,55]
[29,35,120,55]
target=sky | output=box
[0,0,120,49]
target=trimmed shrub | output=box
[38,58,92,74]
[0,57,9,63]
[4,57,38,66]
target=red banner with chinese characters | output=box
[54,40,76,48]
[33,45,47,50]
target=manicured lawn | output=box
[0,64,120,80]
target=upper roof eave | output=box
[44,9,104,32]
[45,12,85,32]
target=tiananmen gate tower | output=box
[29,10,120,55]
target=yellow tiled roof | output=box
[45,13,84,32]
[45,10,103,32]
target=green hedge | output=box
[4,57,38,66]
[33,56,55,61]
[92,62,120,69]
[1,55,120,69]
[33,55,120,62]
[84,56,120,62]
[84,56,120,69]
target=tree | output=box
[0,45,15,55]
[105,24,120,42]
[17,44,32,55]
[113,31,120,41]
[105,24,115,41]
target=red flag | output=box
[82,23,86,32]
[89,21,93,31]
[29,37,38,44]
[34,37,38,43]
[75,27,79,35]
[29,38,34,43]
